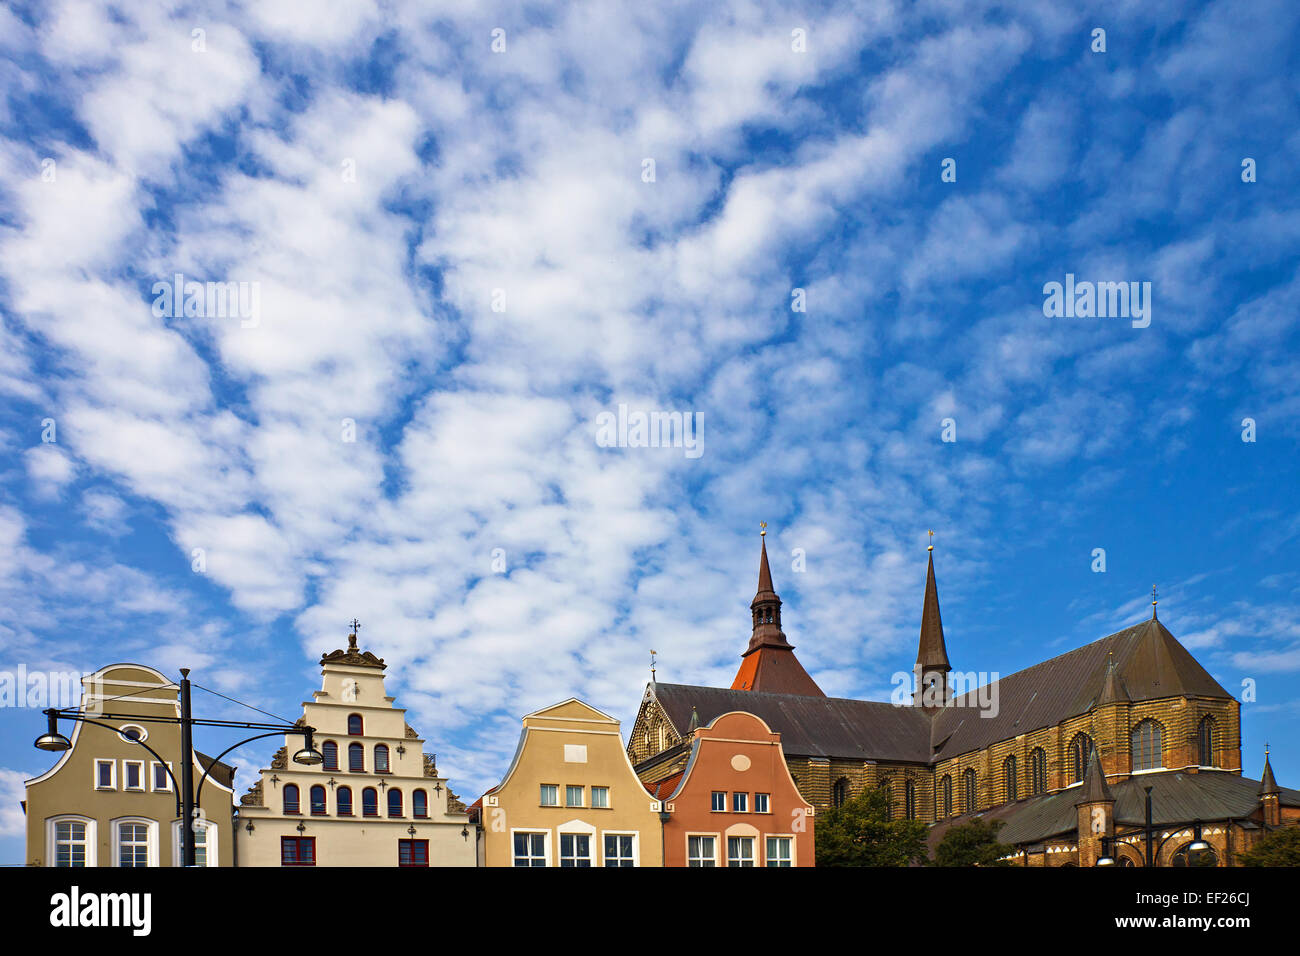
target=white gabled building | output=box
[236,627,474,867]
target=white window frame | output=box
[171,819,219,867]
[111,816,158,867]
[93,758,116,790]
[727,835,756,867]
[47,815,96,867]
[732,791,748,813]
[122,759,145,792]
[590,786,609,808]
[150,761,173,792]
[558,831,594,867]
[754,792,770,813]
[765,834,795,867]
[710,791,726,812]
[539,784,558,807]
[687,833,719,867]
[511,829,549,867]
[565,785,584,808]
[601,831,638,867]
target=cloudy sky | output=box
[1,0,1298,864]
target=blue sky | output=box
[1,0,1298,865]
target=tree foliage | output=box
[815,786,929,867]
[930,818,1013,867]
[1240,826,1300,866]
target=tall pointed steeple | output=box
[914,534,951,710]
[731,525,825,696]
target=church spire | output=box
[915,534,951,710]
[1260,746,1280,797]
[746,524,789,653]
[731,525,825,696]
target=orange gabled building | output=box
[654,711,814,866]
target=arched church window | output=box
[1069,733,1093,783]
[1131,719,1163,771]
[1030,748,1047,795]
[940,775,952,817]
[963,769,977,812]
[832,778,849,808]
[1197,716,1215,767]
[1004,755,1017,803]
[905,780,916,820]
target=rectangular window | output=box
[95,759,115,790]
[603,834,635,866]
[123,760,144,791]
[280,836,316,866]
[192,825,208,867]
[55,821,88,867]
[559,833,592,867]
[710,791,726,812]
[540,784,558,806]
[754,792,770,813]
[151,762,172,792]
[766,836,793,867]
[732,792,748,813]
[688,835,716,867]
[591,786,609,808]
[398,839,429,867]
[118,822,150,867]
[513,832,547,867]
[727,836,755,867]
[566,785,584,807]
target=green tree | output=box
[1240,827,1300,866]
[815,787,929,867]
[931,818,1013,867]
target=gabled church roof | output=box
[650,683,932,763]
[930,616,1233,761]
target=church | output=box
[628,530,1300,865]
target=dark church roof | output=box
[651,683,932,764]
[928,770,1300,850]
[930,617,1233,761]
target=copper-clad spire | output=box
[732,526,825,696]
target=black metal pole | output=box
[179,668,196,867]
[1144,786,1154,868]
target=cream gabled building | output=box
[237,628,474,867]
[24,663,235,867]
[474,698,665,867]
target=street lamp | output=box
[1095,836,1115,867]
[33,710,71,752]
[36,667,318,867]
[1188,821,1210,853]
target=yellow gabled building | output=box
[475,699,664,867]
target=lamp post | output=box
[35,667,323,867]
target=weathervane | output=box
[1151,585,1158,620]
[650,649,658,682]
[348,618,361,650]
[759,521,767,537]
[927,529,934,552]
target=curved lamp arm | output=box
[194,729,314,807]
[44,710,185,819]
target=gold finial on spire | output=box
[650,649,658,682]
[759,521,767,537]
[927,529,934,552]
[1151,584,1158,619]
